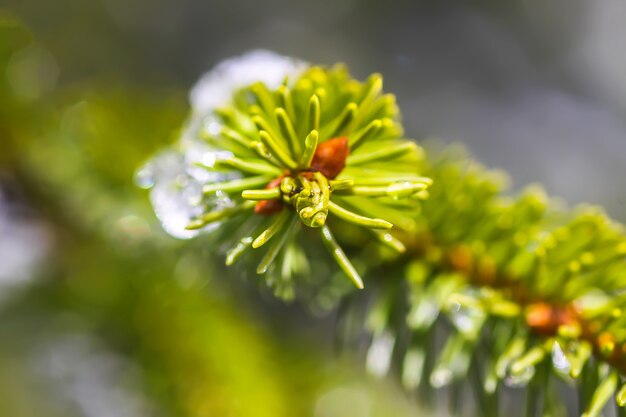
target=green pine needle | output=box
[187,65,429,290]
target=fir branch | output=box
[142,54,626,415]
[169,65,430,292]
[357,147,626,416]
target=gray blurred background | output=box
[8,0,626,217]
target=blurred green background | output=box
[1,1,626,416]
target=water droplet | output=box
[504,365,535,388]
[182,138,233,183]
[151,178,202,239]
[449,302,470,331]
[448,300,485,338]
[551,341,571,373]
[134,165,155,189]
[140,145,235,240]
[204,116,222,135]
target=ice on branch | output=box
[138,51,431,291]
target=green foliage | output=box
[190,66,429,295]
[138,56,626,415]
[356,147,626,416]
